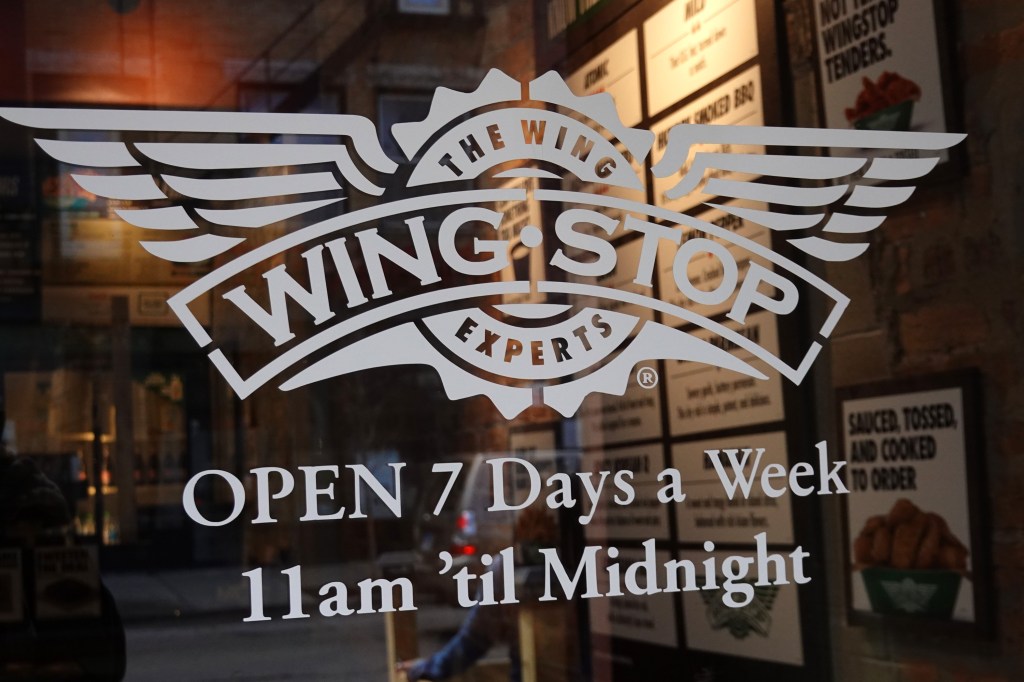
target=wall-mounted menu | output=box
[590,546,678,647]
[679,547,804,665]
[673,431,794,544]
[567,29,643,128]
[578,377,663,449]
[583,444,670,542]
[650,65,765,214]
[643,0,759,118]
[664,310,784,437]
[656,199,774,321]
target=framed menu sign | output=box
[649,65,766,213]
[565,29,643,128]
[679,547,804,666]
[643,0,760,118]
[837,371,992,636]
[672,431,794,544]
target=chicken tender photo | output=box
[852,499,969,572]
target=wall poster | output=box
[813,0,956,161]
[838,371,991,634]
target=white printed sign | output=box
[814,0,949,153]
[656,199,774,320]
[567,30,643,128]
[568,238,654,326]
[590,546,678,646]
[673,431,794,544]
[680,548,804,665]
[578,377,663,449]
[0,69,962,420]
[643,0,759,117]
[665,310,785,437]
[583,444,669,542]
[842,386,975,622]
[651,65,765,213]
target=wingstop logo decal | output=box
[1,70,963,418]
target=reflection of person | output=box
[0,445,71,535]
[398,553,520,682]
[0,435,127,681]
[398,507,558,682]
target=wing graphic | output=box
[651,125,965,262]
[0,108,397,263]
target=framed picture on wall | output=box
[811,0,964,173]
[837,370,992,637]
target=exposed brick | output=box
[964,22,1024,72]
[997,420,1024,462]
[989,479,1024,530]
[898,304,990,355]
[921,242,957,288]
[828,258,880,335]
[894,243,913,295]
[901,661,939,682]
[832,330,891,386]
[992,532,1024,568]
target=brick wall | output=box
[785,0,1024,679]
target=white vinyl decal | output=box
[0,69,964,418]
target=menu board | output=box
[496,175,546,305]
[566,29,643,128]
[510,427,557,455]
[568,238,654,326]
[583,444,669,542]
[673,431,794,544]
[651,65,765,214]
[656,199,774,320]
[590,546,678,646]
[560,144,646,229]
[578,378,663,449]
[665,310,785,437]
[643,0,759,117]
[679,548,804,665]
[840,380,978,624]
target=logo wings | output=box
[2,102,964,268]
[652,124,965,262]
[0,107,397,263]
[0,76,966,415]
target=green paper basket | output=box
[861,567,963,618]
[852,100,915,131]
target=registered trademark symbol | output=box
[636,366,659,389]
